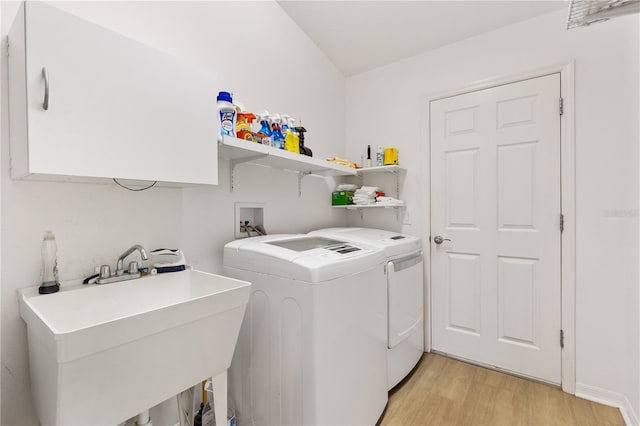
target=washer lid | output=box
[223,235,385,283]
[309,227,421,259]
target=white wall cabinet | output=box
[8,1,218,185]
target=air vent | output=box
[567,0,640,29]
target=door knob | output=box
[433,235,451,245]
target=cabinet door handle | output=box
[42,67,49,111]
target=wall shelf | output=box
[356,165,405,175]
[333,202,406,220]
[332,203,406,209]
[219,136,357,195]
[345,165,406,219]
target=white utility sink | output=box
[19,269,251,426]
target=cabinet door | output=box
[11,2,217,185]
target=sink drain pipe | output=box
[135,410,152,426]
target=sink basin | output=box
[19,269,251,426]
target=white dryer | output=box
[309,227,424,390]
[223,235,388,426]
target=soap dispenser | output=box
[39,231,60,294]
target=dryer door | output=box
[388,252,424,348]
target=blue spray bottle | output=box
[257,111,273,146]
[281,114,291,133]
[270,114,285,150]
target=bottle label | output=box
[220,110,236,137]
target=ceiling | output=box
[278,1,568,76]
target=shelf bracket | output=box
[347,206,364,220]
[298,171,311,197]
[230,154,269,192]
[392,170,400,199]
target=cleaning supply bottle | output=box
[281,114,291,133]
[236,112,256,141]
[376,146,384,166]
[257,111,273,146]
[217,91,236,139]
[295,126,312,157]
[270,114,285,150]
[39,231,60,294]
[284,117,300,154]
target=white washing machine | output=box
[309,227,424,390]
[223,235,388,426]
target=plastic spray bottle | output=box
[281,114,291,132]
[295,126,311,157]
[217,91,236,139]
[236,112,256,141]
[257,111,273,146]
[284,117,300,154]
[270,114,285,150]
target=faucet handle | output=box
[99,265,111,280]
[128,261,139,274]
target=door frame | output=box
[422,61,576,394]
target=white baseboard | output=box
[576,383,639,426]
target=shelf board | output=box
[356,165,405,175]
[219,136,357,177]
[332,203,406,209]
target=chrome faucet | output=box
[94,244,149,284]
[116,244,149,276]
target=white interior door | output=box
[430,74,562,384]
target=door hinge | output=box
[560,213,565,233]
[559,97,564,116]
[560,329,565,348]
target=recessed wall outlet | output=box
[235,202,265,238]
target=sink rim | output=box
[19,269,251,336]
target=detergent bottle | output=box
[270,114,285,149]
[257,111,273,145]
[217,91,236,139]
[236,112,256,141]
[284,117,300,154]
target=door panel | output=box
[497,142,537,230]
[446,252,481,335]
[497,256,538,347]
[446,149,479,228]
[431,73,561,384]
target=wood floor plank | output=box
[378,353,625,426]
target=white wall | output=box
[0,1,346,425]
[345,9,639,423]
[0,2,3,423]
[2,2,638,425]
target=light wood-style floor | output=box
[378,353,624,426]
